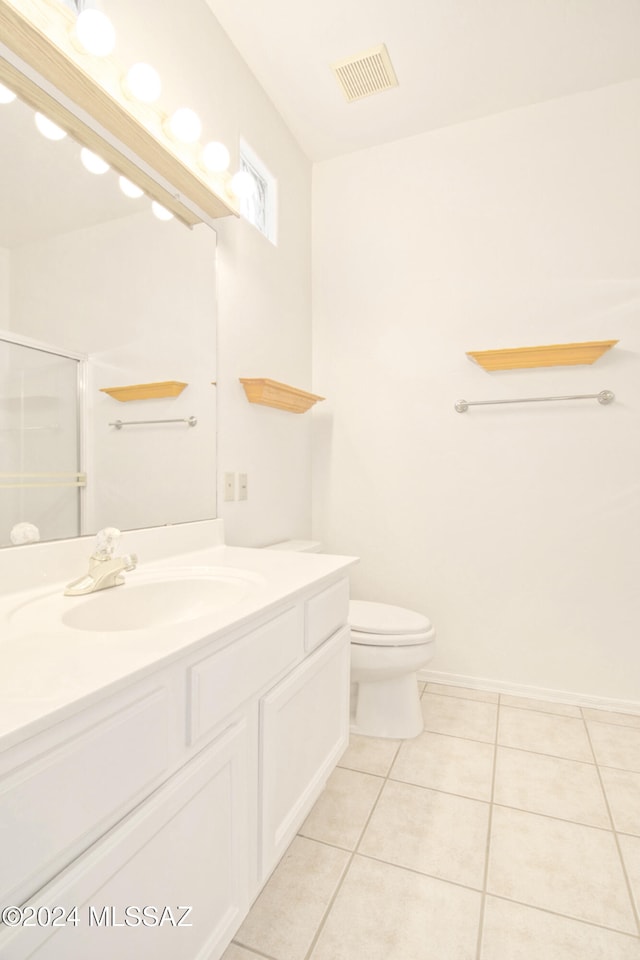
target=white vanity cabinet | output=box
[0,571,352,960]
[260,625,350,880]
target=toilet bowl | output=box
[266,541,436,740]
[349,600,435,739]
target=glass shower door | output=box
[0,336,84,547]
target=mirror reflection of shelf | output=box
[99,381,188,402]
[239,378,325,414]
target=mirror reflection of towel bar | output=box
[109,416,198,429]
[454,390,614,413]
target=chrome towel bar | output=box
[109,416,198,429]
[454,390,614,413]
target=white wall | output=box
[312,81,640,707]
[106,0,313,547]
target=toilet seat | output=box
[349,600,435,647]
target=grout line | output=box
[300,737,403,960]
[474,692,500,959]
[229,940,281,960]
[486,892,640,940]
[581,705,640,937]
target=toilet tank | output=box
[265,540,322,553]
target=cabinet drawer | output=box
[305,577,349,652]
[188,606,302,744]
[0,687,170,908]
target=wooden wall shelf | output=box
[100,381,188,402]
[466,340,618,372]
[239,378,324,414]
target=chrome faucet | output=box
[64,527,137,596]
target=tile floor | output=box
[222,682,640,960]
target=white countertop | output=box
[0,526,357,751]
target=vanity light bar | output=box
[0,0,242,225]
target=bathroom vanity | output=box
[0,521,356,959]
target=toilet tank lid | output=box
[349,600,432,635]
[265,539,322,553]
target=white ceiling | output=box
[203,0,640,161]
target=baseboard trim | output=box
[418,669,640,716]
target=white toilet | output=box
[266,541,436,739]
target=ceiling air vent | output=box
[331,44,398,103]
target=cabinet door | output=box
[1,718,252,960]
[259,626,350,880]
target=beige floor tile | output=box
[493,747,609,827]
[498,706,592,761]
[358,778,490,889]
[480,896,640,960]
[588,721,640,773]
[600,767,640,836]
[583,708,640,730]
[310,855,482,960]
[619,834,640,919]
[422,693,498,743]
[221,946,265,960]
[235,836,349,960]
[500,694,581,718]
[425,682,499,703]
[338,733,401,776]
[391,730,495,800]
[487,806,636,933]
[299,767,383,849]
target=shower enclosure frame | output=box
[0,328,87,542]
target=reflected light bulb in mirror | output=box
[119,175,144,199]
[151,201,173,221]
[34,112,67,141]
[80,147,110,174]
[201,141,230,173]
[74,9,116,57]
[166,107,202,144]
[124,63,161,103]
[0,83,16,104]
[230,170,256,200]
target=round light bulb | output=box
[0,83,16,105]
[119,175,144,199]
[34,112,67,141]
[166,107,202,144]
[80,147,110,175]
[151,201,173,221]
[75,9,116,57]
[124,63,161,103]
[230,170,256,200]
[201,141,230,173]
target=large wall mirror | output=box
[0,89,219,548]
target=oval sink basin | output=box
[9,566,263,633]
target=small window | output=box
[239,139,277,244]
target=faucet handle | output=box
[93,526,121,560]
[124,553,138,572]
